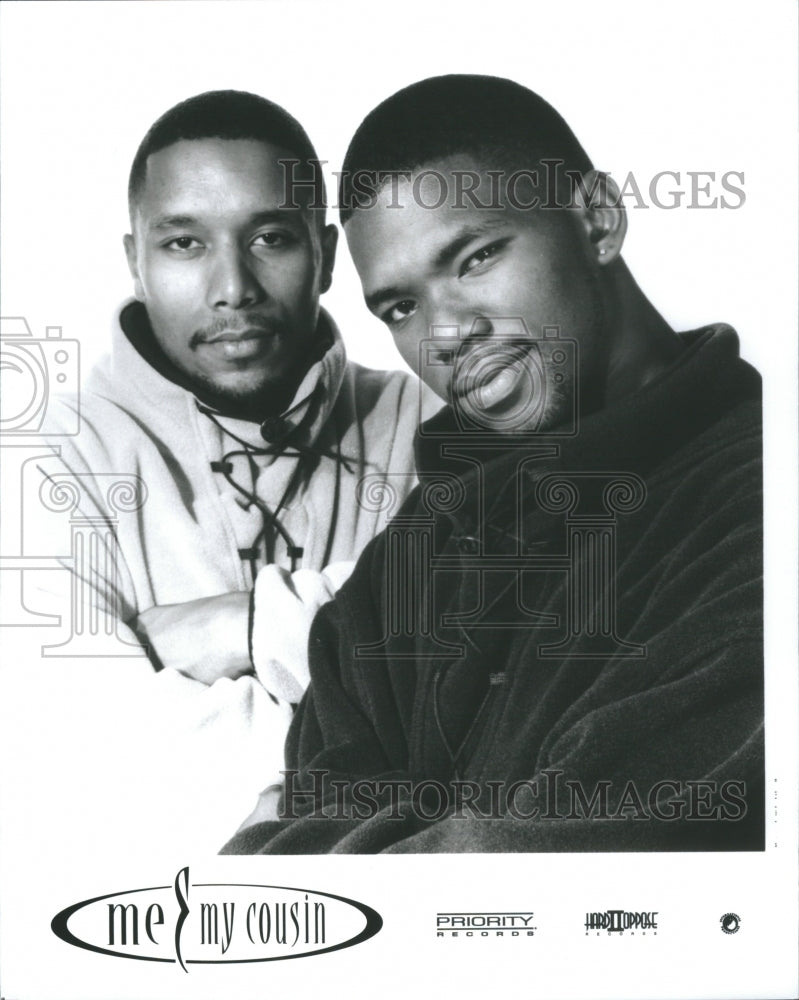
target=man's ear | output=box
[319,223,338,294]
[123,233,145,300]
[572,170,627,266]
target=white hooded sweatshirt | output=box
[11,301,426,857]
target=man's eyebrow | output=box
[148,210,304,232]
[365,220,508,313]
[149,214,199,231]
[432,221,506,270]
[365,284,405,313]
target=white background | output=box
[1,1,797,998]
[1,0,794,379]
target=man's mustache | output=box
[190,313,283,349]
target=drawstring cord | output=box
[198,390,356,473]
[197,389,353,576]
[212,444,306,571]
[320,407,346,571]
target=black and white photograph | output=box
[0,1,796,997]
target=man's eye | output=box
[383,300,417,325]
[252,232,291,248]
[461,241,504,275]
[165,236,202,251]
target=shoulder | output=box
[41,391,116,467]
[340,361,441,424]
[345,361,413,399]
[660,397,761,520]
[337,361,419,427]
[627,398,762,630]
[41,385,169,472]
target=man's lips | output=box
[196,327,278,361]
[451,342,536,408]
[201,327,276,344]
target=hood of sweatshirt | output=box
[86,299,348,459]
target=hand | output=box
[134,592,252,685]
[250,561,356,701]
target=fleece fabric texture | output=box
[25,300,425,855]
[222,325,764,854]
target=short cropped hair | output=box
[128,89,325,218]
[339,74,593,222]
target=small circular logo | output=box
[720,912,740,934]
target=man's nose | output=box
[207,246,265,310]
[426,289,489,342]
[461,316,534,345]
[426,289,530,343]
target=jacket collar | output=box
[415,325,761,536]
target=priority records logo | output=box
[436,912,537,937]
[720,913,741,934]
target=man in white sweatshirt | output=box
[11,91,425,856]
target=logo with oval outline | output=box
[51,867,382,969]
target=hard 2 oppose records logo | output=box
[585,910,658,936]
[51,868,382,968]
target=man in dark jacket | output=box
[224,75,763,854]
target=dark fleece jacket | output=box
[223,326,763,854]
